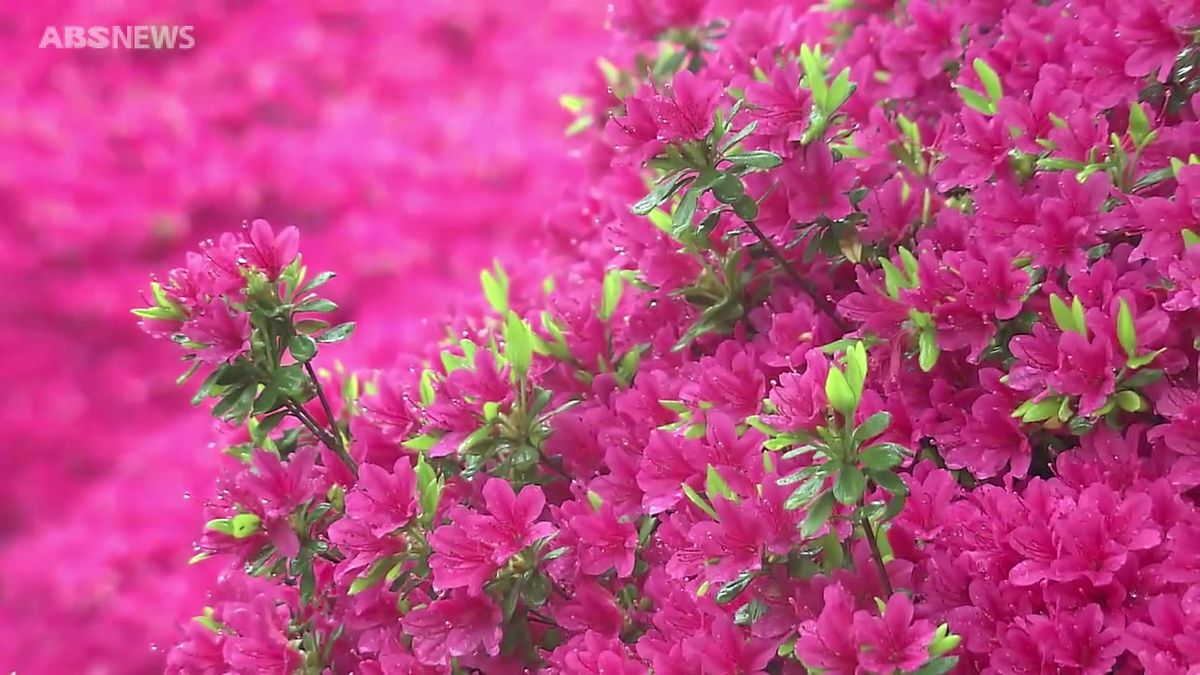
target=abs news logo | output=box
[39,25,195,49]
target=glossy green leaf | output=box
[504,312,533,378]
[1117,298,1137,360]
[972,58,1003,102]
[316,322,356,344]
[800,492,836,537]
[833,465,866,505]
[853,412,892,445]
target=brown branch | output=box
[860,512,894,597]
[744,220,851,333]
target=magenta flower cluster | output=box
[142,0,1200,673]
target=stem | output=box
[286,400,358,476]
[306,362,345,454]
[860,511,894,597]
[744,220,850,333]
[537,449,572,481]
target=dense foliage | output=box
[143,0,1200,672]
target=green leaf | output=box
[415,455,441,520]
[1184,229,1200,247]
[870,469,908,496]
[559,94,585,113]
[1115,390,1144,412]
[1128,348,1165,369]
[272,363,308,397]
[191,367,226,405]
[298,271,335,296]
[1117,298,1137,360]
[800,492,836,537]
[720,121,759,152]
[1020,398,1062,423]
[504,312,533,378]
[670,188,700,240]
[316,322,356,344]
[954,85,995,115]
[799,44,828,109]
[1123,368,1163,388]
[897,248,918,283]
[542,546,570,562]
[294,318,330,334]
[731,196,759,221]
[930,625,963,658]
[616,345,644,385]
[251,387,281,415]
[825,367,857,417]
[419,369,436,407]
[972,58,1003,103]
[402,433,441,451]
[1132,167,1174,192]
[859,443,904,471]
[632,173,690,216]
[1071,297,1087,337]
[705,465,736,502]
[880,260,908,299]
[883,489,908,521]
[212,385,255,422]
[1128,102,1151,148]
[682,483,719,520]
[349,558,392,595]
[132,305,179,320]
[918,330,939,372]
[295,298,337,314]
[725,151,782,170]
[599,270,624,321]
[715,571,755,604]
[1049,294,1077,333]
[833,466,866,505]
[825,67,855,113]
[734,599,768,625]
[711,174,746,204]
[481,264,510,314]
[289,335,317,362]
[913,657,960,675]
[853,412,891,445]
[205,518,234,535]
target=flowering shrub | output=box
[140,0,1200,672]
[0,1,605,672]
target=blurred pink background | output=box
[0,2,607,672]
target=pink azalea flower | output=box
[571,503,638,577]
[1053,332,1117,416]
[220,595,302,674]
[344,457,419,537]
[182,299,251,364]
[781,142,856,223]
[854,593,936,674]
[401,593,502,666]
[428,512,500,595]
[650,70,724,144]
[240,219,300,280]
[464,478,555,564]
[794,584,862,674]
[682,616,776,675]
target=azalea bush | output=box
[139,0,1200,673]
[0,1,606,671]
